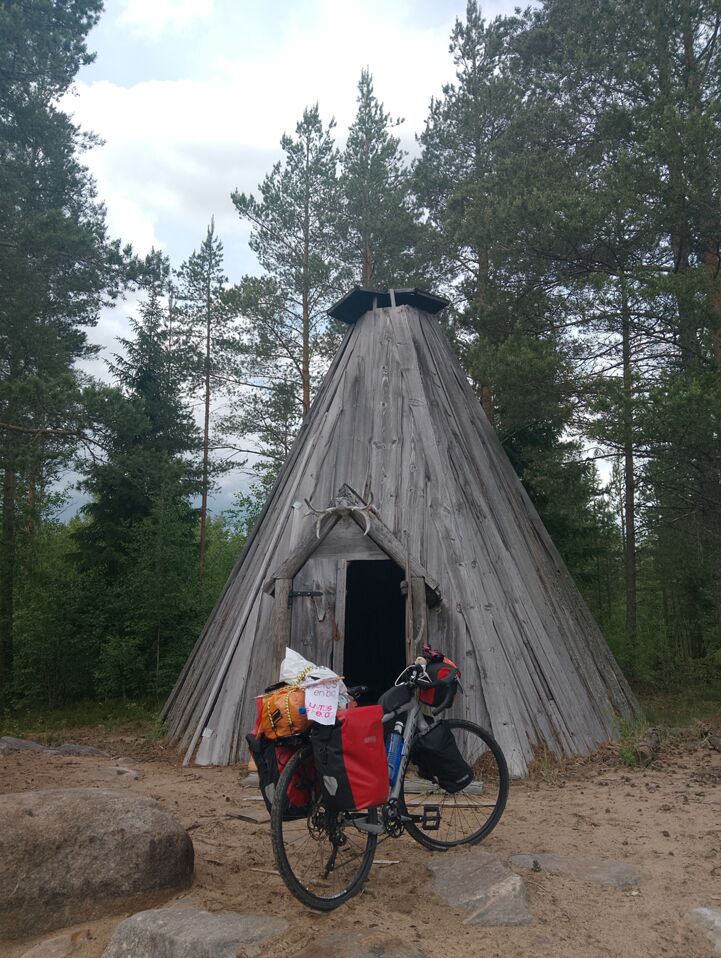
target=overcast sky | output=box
[61,0,526,513]
[70,0,525,278]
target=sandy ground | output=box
[2,727,721,958]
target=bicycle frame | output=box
[382,693,432,802]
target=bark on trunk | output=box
[199,290,212,579]
[620,276,637,668]
[0,464,16,690]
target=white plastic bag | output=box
[279,647,342,688]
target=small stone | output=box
[101,905,287,958]
[688,906,721,955]
[428,849,532,926]
[510,852,640,890]
[95,767,142,783]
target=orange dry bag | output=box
[257,685,310,741]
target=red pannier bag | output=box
[246,732,316,818]
[310,705,389,811]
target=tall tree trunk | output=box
[302,287,310,416]
[0,463,16,692]
[199,292,211,579]
[302,179,311,416]
[477,247,494,426]
[361,232,374,286]
[620,275,637,671]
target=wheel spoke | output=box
[400,719,508,849]
[270,745,377,909]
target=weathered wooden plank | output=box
[410,576,427,656]
[308,517,386,561]
[332,559,347,676]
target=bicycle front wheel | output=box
[400,719,509,850]
[270,745,378,910]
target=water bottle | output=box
[385,721,405,785]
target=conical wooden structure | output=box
[163,288,638,776]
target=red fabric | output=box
[276,742,316,809]
[337,705,389,810]
[419,657,459,705]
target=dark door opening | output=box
[343,560,406,703]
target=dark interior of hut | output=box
[342,559,406,704]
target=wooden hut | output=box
[162,287,639,776]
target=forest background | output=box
[2,0,721,726]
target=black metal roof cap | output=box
[327,287,450,324]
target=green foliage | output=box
[5,0,721,726]
[0,698,158,739]
[339,70,420,287]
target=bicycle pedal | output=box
[421,804,441,831]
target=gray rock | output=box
[688,906,721,955]
[55,743,109,757]
[291,931,426,958]
[101,905,287,958]
[0,736,56,754]
[428,849,532,926]
[0,788,193,940]
[510,852,640,890]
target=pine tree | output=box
[0,0,123,694]
[176,221,235,578]
[339,70,418,287]
[231,105,343,420]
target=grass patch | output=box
[0,699,160,739]
[636,687,721,728]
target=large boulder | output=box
[0,788,194,940]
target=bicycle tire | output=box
[399,718,509,850]
[270,744,378,910]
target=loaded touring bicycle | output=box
[250,652,509,910]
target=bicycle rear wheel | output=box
[400,719,508,850]
[270,745,378,910]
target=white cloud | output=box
[117,0,216,36]
[67,0,460,269]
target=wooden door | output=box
[289,556,340,671]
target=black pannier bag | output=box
[245,732,315,819]
[410,720,473,793]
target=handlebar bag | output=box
[418,657,460,708]
[410,720,473,793]
[246,732,316,818]
[311,705,389,811]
